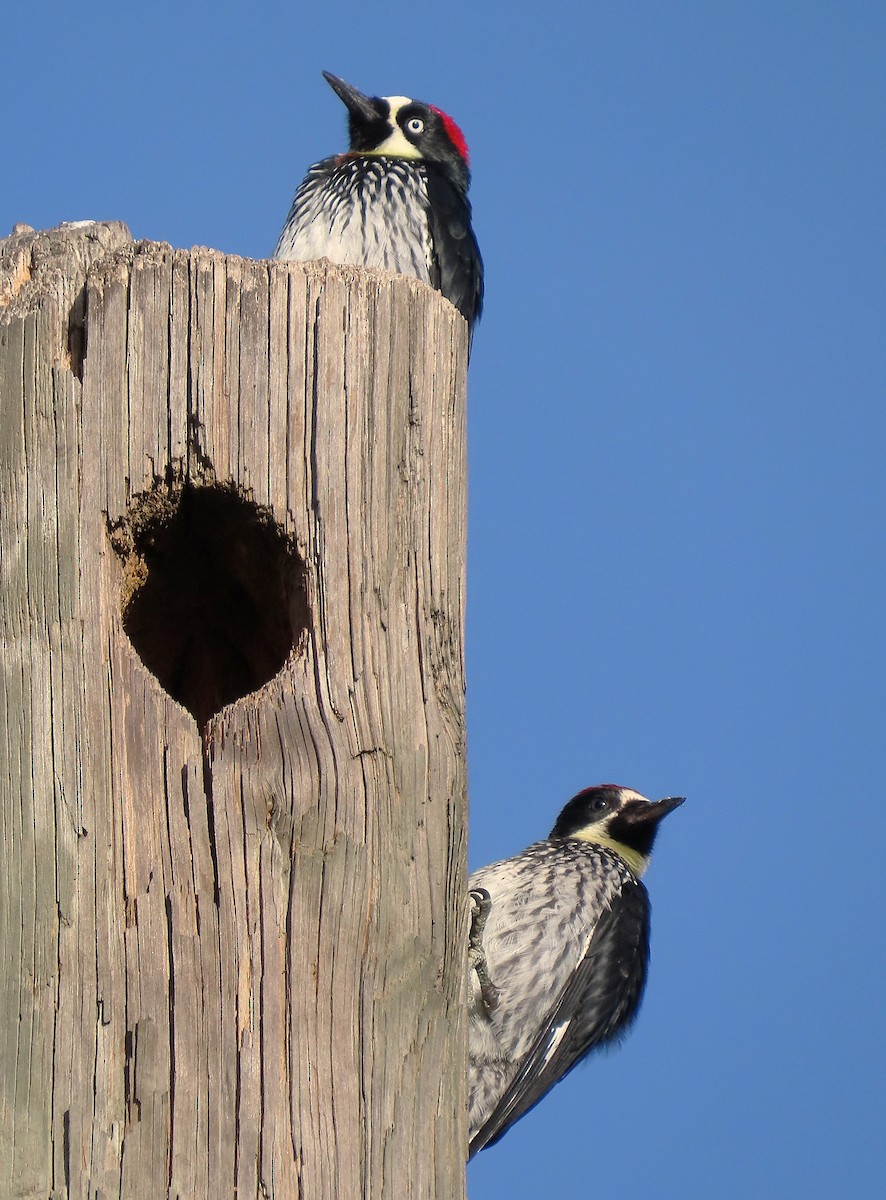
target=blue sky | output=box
[4,3,885,1196]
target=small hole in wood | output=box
[109,481,309,727]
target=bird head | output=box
[322,71,472,193]
[549,786,685,877]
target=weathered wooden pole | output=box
[0,222,469,1199]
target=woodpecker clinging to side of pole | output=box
[468,785,684,1157]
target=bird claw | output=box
[469,888,500,1013]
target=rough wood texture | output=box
[0,222,469,1199]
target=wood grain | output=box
[0,222,469,1199]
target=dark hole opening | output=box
[110,482,309,727]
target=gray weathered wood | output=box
[0,221,469,1199]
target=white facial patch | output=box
[616,789,649,806]
[371,96,423,159]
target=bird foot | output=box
[469,888,500,1013]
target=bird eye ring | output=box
[406,117,424,134]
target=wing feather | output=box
[469,881,650,1157]
[424,165,484,330]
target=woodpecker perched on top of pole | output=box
[273,71,483,340]
[467,785,684,1157]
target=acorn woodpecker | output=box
[273,72,483,337]
[467,785,684,1157]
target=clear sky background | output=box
[4,3,884,1197]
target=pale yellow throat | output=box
[370,98,424,160]
[368,128,423,159]
[569,828,650,877]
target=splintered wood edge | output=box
[0,221,469,337]
[0,221,133,312]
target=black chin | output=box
[608,796,685,856]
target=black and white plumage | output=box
[274,72,483,336]
[468,785,684,1157]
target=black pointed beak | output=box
[621,795,686,825]
[322,72,380,125]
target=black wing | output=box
[424,165,484,333]
[469,881,651,1158]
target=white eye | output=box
[406,117,424,135]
